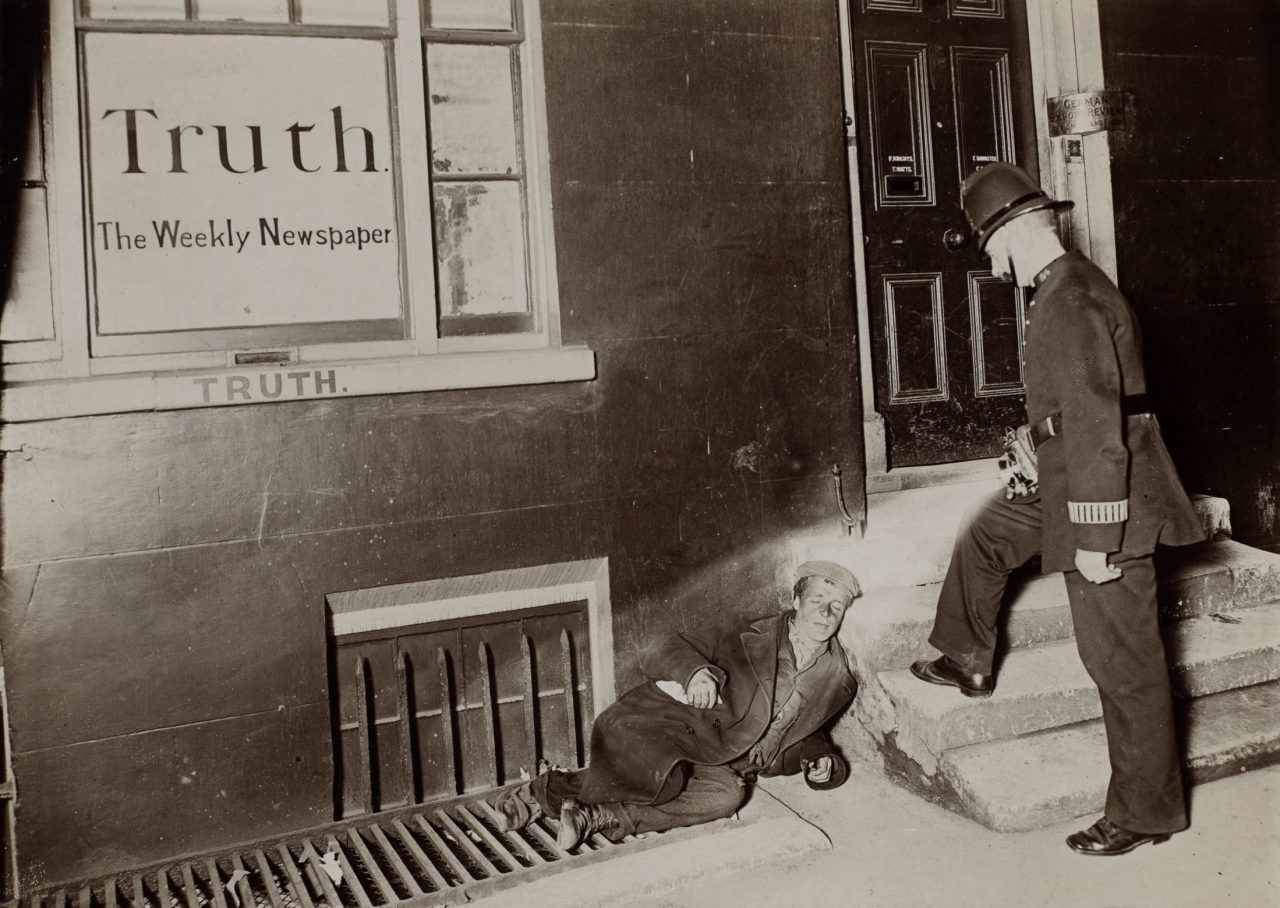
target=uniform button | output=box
[1024,319,1031,326]
[712,718,721,729]
[684,725,695,735]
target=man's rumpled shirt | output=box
[744,622,831,769]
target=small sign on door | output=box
[1047,90,1127,137]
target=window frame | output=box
[1,0,589,421]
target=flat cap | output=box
[796,560,861,600]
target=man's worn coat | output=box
[575,612,857,806]
[1024,250,1204,571]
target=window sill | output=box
[1,346,596,422]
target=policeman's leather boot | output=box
[494,781,542,832]
[556,798,620,850]
[1066,816,1172,856]
[909,655,994,698]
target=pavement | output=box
[469,786,829,908]
[644,761,1280,908]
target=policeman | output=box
[910,164,1205,856]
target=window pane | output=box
[424,0,513,31]
[426,43,519,176]
[434,181,529,320]
[297,0,390,27]
[193,0,289,23]
[1,189,55,342]
[83,0,186,19]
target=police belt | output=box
[1028,394,1152,449]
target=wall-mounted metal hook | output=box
[831,464,866,538]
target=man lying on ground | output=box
[496,560,862,849]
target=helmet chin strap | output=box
[1003,216,1068,287]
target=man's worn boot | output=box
[494,781,543,833]
[556,798,620,850]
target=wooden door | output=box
[851,0,1040,467]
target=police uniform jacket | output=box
[574,612,856,806]
[1024,250,1204,572]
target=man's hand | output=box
[803,755,834,784]
[1075,549,1122,584]
[686,668,719,709]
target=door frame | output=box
[838,0,1120,494]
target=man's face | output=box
[793,577,851,644]
[984,225,1014,282]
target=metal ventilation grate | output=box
[21,784,687,908]
[332,603,593,817]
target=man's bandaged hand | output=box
[803,755,834,784]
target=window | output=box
[2,0,591,420]
[426,4,542,338]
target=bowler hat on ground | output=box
[795,560,861,600]
[962,163,1073,251]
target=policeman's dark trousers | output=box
[532,763,746,839]
[928,490,1187,835]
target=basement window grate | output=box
[20,785,737,908]
[326,560,614,817]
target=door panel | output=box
[951,47,1017,187]
[968,272,1027,395]
[851,0,1038,468]
[884,272,947,403]
[864,42,936,208]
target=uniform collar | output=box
[1030,249,1077,289]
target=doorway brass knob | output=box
[943,228,970,251]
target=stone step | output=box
[838,573,1069,676]
[877,600,1280,755]
[839,540,1280,674]
[793,486,1233,595]
[793,480,998,593]
[940,679,1280,832]
[1166,539,1280,616]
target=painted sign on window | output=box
[82,31,402,344]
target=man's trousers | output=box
[928,490,1187,835]
[532,762,746,839]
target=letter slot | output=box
[885,174,924,197]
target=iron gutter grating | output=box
[21,784,734,908]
